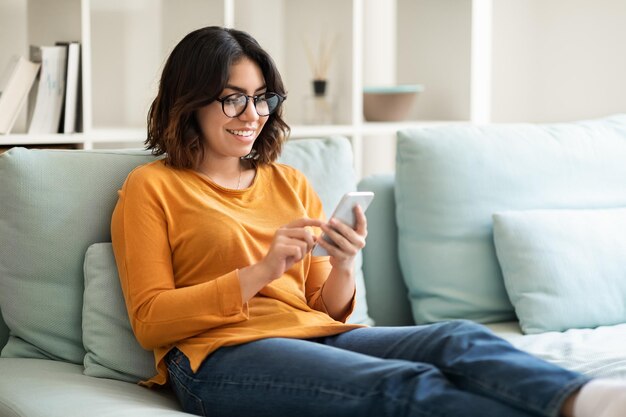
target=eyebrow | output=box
[224,84,267,94]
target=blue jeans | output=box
[165,320,589,417]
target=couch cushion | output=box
[396,114,626,324]
[0,149,158,363]
[83,243,156,382]
[493,208,626,334]
[0,358,189,417]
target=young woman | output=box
[111,26,625,417]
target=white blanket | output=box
[488,322,626,379]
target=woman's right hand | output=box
[238,218,323,303]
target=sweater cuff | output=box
[216,270,247,316]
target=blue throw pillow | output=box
[493,208,626,334]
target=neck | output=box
[198,158,245,190]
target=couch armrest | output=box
[358,174,414,326]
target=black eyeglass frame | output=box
[215,92,286,118]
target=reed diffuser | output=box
[303,34,338,96]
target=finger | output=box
[283,237,310,259]
[324,220,366,252]
[277,242,305,263]
[278,228,317,250]
[322,222,355,253]
[317,236,355,259]
[353,205,368,236]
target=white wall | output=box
[0,0,27,132]
[492,0,626,123]
[397,0,472,121]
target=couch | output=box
[1,115,626,416]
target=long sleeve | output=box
[111,165,249,350]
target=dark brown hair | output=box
[146,26,289,168]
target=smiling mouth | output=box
[227,129,256,137]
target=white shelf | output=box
[290,124,356,138]
[0,0,488,177]
[0,133,86,146]
[360,120,470,135]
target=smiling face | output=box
[195,57,268,162]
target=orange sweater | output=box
[111,160,364,386]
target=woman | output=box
[111,26,624,417]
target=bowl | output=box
[363,84,424,122]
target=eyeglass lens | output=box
[221,93,282,118]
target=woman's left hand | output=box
[317,204,368,271]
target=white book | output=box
[57,42,81,133]
[27,45,67,134]
[0,56,40,134]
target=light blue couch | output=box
[2,116,626,416]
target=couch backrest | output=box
[0,148,159,363]
[358,174,413,326]
[395,114,626,325]
[0,137,373,366]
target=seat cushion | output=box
[395,114,626,324]
[0,358,189,417]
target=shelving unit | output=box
[0,0,488,177]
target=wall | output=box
[492,0,626,123]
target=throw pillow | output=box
[83,243,156,382]
[493,208,626,334]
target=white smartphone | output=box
[311,191,375,256]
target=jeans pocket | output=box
[166,349,207,416]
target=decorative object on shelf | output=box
[301,34,337,125]
[363,84,424,122]
[0,56,40,134]
[27,45,67,134]
[312,79,327,97]
[303,33,337,95]
[55,41,82,133]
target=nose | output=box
[239,98,260,121]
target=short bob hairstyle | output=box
[146,26,289,169]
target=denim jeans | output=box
[165,320,589,417]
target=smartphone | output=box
[311,191,375,256]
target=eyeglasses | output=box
[216,92,285,118]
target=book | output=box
[27,45,67,134]
[56,42,81,133]
[0,56,40,134]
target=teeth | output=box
[228,129,254,137]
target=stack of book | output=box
[0,41,81,135]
